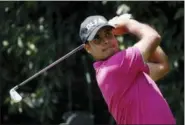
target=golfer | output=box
[79,14,176,124]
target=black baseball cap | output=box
[79,15,114,43]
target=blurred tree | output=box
[0,1,183,125]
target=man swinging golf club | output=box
[79,14,176,124]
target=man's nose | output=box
[103,39,109,44]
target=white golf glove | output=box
[108,13,132,27]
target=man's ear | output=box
[84,43,91,54]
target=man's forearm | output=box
[111,16,168,81]
[109,16,161,61]
[124,19,170,81]
[147,46,170,81]
[123,20,167,64]
[147,62,169,81]
[124,19,161,61]
[148,46,168,64]
[124,19,160,40]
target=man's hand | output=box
[108,14,132,27]
[108,14,132,35]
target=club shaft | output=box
[14,44,85,90]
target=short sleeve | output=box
[120,47,147,75]
[94,46,149,76]
[143,63,150,74]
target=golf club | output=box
[9,44,85,103]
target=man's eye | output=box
[105,32,112,37]
[93,38,102,44]
[106,32,110,36]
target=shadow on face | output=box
[84,27,119,61]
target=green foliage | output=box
[1,1,183,125]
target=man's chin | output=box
[104,50,118,60]
[97,49,119,61]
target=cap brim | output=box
[87,24,114,41]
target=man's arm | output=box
[109,16,169,81]
[109,16,161,61]
[124,20,170,81]
[147,46,170,81]
[125,20,170,81]
[124,19,161,62]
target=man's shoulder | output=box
[93,50,128,69]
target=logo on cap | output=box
[86,18,106,31]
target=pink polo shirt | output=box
[93,47,176,124]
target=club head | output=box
[9,89,22,103]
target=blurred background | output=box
[0,1,184,125]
